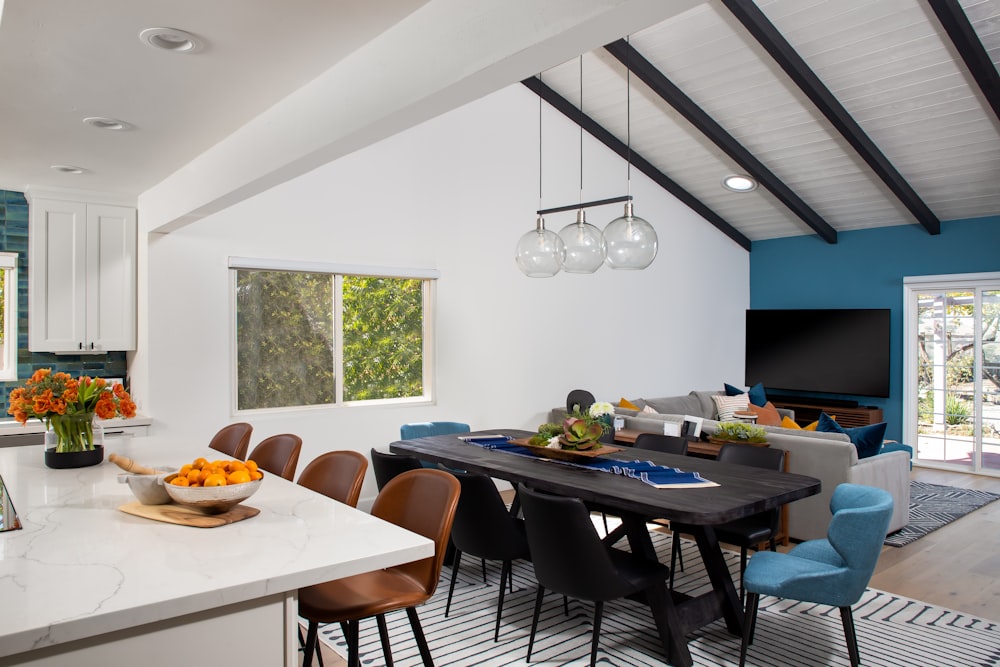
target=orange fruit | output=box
[249,470,263,481]
[170,476,190,486]
[203,473,227,487]
[245,460,258,474]
[227,460,247,473]
[179,464,193,476]
[192,457,208,470]
[186,469,202,484]
[227,470,251,485]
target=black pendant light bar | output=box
[722,0,941,236]
[521,76,752,251]
[927,0,1000,123]
[605,38,837,245]
[537,195,632,216]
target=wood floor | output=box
[303,466,1000,666]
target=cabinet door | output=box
[86,204,137,351]
[28,199,88,352]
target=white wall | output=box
[136,84,749,505]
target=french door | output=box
[904,273,1000,476]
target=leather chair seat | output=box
[299,567,430,621]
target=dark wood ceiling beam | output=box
[521,76,752,251]
[927,0,1000,122]
[722,0,941,236]
[605,39,837,245]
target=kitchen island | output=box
[0,436,432,666]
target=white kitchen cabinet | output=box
[28,196,137,353]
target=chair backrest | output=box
[517,484,635,601]
[297,450,368,507]
[370,448,423,491]
[372,468,461,596]
[566,389,596,414]
[399,421,471,440]
[634,433,688,455]
[450,470,529,561]
[208,422,253,460]
[249,433,303,481]
[826,483,894,601]
[717,443,785,471]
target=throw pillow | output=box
[749,401,782,426]
[780,415,824,430]
[711,393,750,421]
[619,397,641,411]
[724,382,768,407]
[641,404,659,414]
[816,412,887,458]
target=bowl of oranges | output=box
[164,457,264,514]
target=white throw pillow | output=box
[711,393,749,421]
[641,404,659,414]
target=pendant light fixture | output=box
[516,77,565,278]
[558,56,606,274]
[603,37,658,270]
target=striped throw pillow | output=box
[711,393,750,421]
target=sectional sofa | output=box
[548,390,910,541]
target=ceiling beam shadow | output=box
[722,0,941,236]
[521,77,752,251]
[927,0,1000,123]
[605,39,837,245]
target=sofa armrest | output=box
[847,450,911,534]
[776,407,795,421]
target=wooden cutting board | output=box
[118,501,260,528]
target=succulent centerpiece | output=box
[528,401,615,451]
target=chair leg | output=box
[527,585,545,662]
[601,511,609,535]
[481,557,487,583]
[495,560,512,641]
[303,620,319,667]
[590,601,604,667]
[446,550,463,616]
[669,530,681,590]
[343,619,360,667]
[739,546,748,604]
[406,606,435,667]
[840,606,861,667]
[376,614,395,667]
[739,592,759,667]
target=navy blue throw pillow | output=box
[816,412,887,459]
[724,382,768,407]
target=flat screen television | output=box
[745,309,890,398]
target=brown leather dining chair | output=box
[248,434,302,481]
[299,468,461,667]
[297,451,368,508]
[207,422,253,460]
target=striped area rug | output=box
[885,481,1000,547]
[310,529,1000,666]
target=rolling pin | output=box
[109,453,158,475]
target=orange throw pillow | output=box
[749,401,782,426]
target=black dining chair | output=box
[669,443,786,598]
[566,389,596,414]
[370,448,422,491]
[446,470,531,641]
[517,484,671,667]
[633,432,689,455]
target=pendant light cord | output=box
[579,55,584,206]
[538,73,543,209]
[626,35,632,198]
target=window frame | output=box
[228,257,437,415]
[0,253,18,382]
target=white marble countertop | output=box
[0,437,433,659]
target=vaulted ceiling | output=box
[1,0,997,247]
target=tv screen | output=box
[745,309,890,398]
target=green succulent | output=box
[713,421,767,443]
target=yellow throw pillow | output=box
[781,415,828,430]
[619,397,641,411]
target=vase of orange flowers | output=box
[8,369,137,469]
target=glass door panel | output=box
[981,290,1000,472]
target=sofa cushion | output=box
[644,394,703,416]
[724,382,768,407]
[711,393,750,421]
[619,397,641,411]
[816,412,887,459]
[749,401,782,426]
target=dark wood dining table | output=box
[391,429,821,667]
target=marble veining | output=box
[0,436,432,659]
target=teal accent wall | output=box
[0,190,127,414]
[750,215,1000,442]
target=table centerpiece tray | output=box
[508,437,621,462]
[117,501,260,528]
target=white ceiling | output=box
[1,0,997,245]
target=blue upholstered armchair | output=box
[399,421,471,440]
[739,483,893,667]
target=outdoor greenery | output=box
[235,270,425,411]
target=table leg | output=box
[692,525,744,635]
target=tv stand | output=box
[770,399,882,428]
[766,394,858,409]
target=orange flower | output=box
[119,397,137,418]
[95,396,117,420]
[30,368,51,383]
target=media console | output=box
[769,400,883,428]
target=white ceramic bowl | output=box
[162,474,263,514]
[119,469,176,505]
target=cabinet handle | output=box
[78,342,83,350]
[90,342,95,350]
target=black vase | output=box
[44,445,105,469]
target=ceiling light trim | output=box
[723,175,758,192]
[83,117,132,131]
[50,165,87,175]
[139,27,204,54]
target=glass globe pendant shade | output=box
[516,216,566,277]
[558,209,606,274]
[604,201,658,270]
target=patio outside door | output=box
[905,273,1000,476]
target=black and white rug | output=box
[310,530,1000,666]
[884,481,1000,548]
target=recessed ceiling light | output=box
[722,174,758,192]
[139,27,204,54]
[83,116,132,131]
[50,165,88,175]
